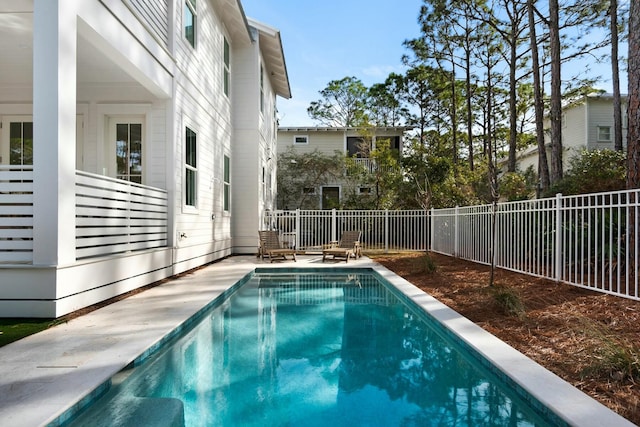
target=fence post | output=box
[430,208,434,251]
[295,209,301,251]
[385,209,389,253]
[454,206,460,257]
[555,193,563,281]
[331,208,337,243]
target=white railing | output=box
[263,190,640,301]
[75,171,168,260]
[0,166,34,264]
[263,209,429,252]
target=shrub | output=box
[412,252,437,274]
[491,285,526,319]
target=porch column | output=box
[32,0,77,266]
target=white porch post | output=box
[32,0,77,266]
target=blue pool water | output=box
[66,270,556,426]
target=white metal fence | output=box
[264,189,640,301]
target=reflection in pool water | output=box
[68,271,552,426]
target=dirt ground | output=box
[370,252,640,425]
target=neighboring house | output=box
[514,93,628,174]
[277,127,411,209]
[0,0,290,317]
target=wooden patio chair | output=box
[258,230,296,262]
[322,230,362,263]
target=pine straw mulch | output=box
[370,251,640,425]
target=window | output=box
[321,186,339,210]
[294,135,308,145]
[359,187,371,195]
[185,127,197,207]
[260,64,264,113]
[598,126,611,142]
[9,121,33,165]
[223,37,230,96]
[223,155,230,211]
[347,137,367,157]
[184,0,196,48]
[303,187,316,195]
[116,123,143,183]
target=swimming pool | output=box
[63,269,562,426]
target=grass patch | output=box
[576,317,640,383]
[411,252,438,274]
[491,285,526,319]
[0,318,63,348]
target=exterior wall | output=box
[0,0,288,317]
[171,0,235,271]
[521,94,628,175]
[276,127,408,209]
[231,30,280,254]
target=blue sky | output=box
[241,1,625,127]
[242,0,424,126]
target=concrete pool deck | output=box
[0,255,633,426]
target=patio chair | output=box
[322,231,362,263]
[258,230,297,262]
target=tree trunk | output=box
[628,0,640,189]
[611,0,623,152]
[549,0,563,182]
[528,0,550,192]
[507,5,518,173]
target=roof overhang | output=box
[247,17,291,99]
[213,0,252,46]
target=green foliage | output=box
[491,285,526,319]
[576,317,640,383]
[411,252,438,274]
[543,149,626,197]
[276,148,344,209]
[307,76,370,127]
[499,171,535,201]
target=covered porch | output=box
[0,0,174,317]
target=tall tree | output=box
[610,0,623,152]
[627,0,640,189]
[368,75,408,127]
[307,77,369,127]
[527,0,550,192]
[481,0,530,173]
[548,0,563,182]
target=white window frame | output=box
[597,126,612,142]
[223,154,231,213]
[223,36,230,97]
[293,135,308,145]
[302,187,316,195]
[259,64,264,114]
[184,125,198,210]
[184,0,196,48]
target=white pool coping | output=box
[0,255,633,426]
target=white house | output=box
[277,126,411,209]
[0,0,290,318]
[515,93,628,173]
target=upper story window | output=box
[347,137,367,158]
[223,37,230,97]
[223,155,230,212]
[294,135,308,145]
[260,64,264,114]
[184,0,196,48]
[185,127,197,207]
[597,126,611,142]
